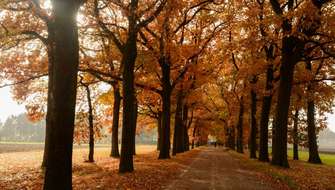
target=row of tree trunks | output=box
[110,83,121,157]
[42,0,171,186]
[270,0,327,168]
[43,0,81,189]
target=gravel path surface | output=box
[166,147,277,190]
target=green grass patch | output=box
[268,148,335,165]
[287,149,335,165]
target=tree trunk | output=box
[159,57,172,159]
[293,109,299,160]
[236,97,244,153]
[42,32,55,168]
[173,91,183,156]
[157,112,162,151]
[85,85,94,163]
[227,126,235,150]
[132,100,138,155]
[271,35,302,168]
[306,60,322,164]
[191,125,197,149]
[183,104,189,151]
[196,128,200,147]
[43,1,80,189]
[249,89,257,159]
[306,100,321,163]
[118,0,141,173]
[110,84,121,158]
[119,36,137,173]
[259,65,273,162]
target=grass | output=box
[268,148,335,165]
[287,149,335,165]
[231,149,335,190]
[0,141,44,145]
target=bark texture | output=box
[110,84,121,158]
[173,91,184,155]
[236,98,244,153]
[271,35,302,168]
[43,1,80,189]
[249,89,257,159]
[159,57,172,159]
[258,64,273,162]
[293,109,299,160]
[306,61,322,164]
[84,84,94,163]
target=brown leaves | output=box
[0,146,200,190]
[231,151,335,190]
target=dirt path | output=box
[165,147,276,190]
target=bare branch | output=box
[137,0,167,28]
[0,73,48,89]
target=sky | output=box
[326,113,335,132]
[0,87,335,132]
[0,87,25,123]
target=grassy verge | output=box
[286,149,335,165]
[230,150,335,190]
[0,141,44,144]
[268,148,335,165]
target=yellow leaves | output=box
[97,90,114,105]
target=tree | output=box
[43,0,83,188]
[305,60,322,163]
[0,0,53,168]
[270,0,330,168]
[249,79,257,159]
[78,75,96,162]
[292,108,300,160]
[139,0,226,159]
[94,0,167,172]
